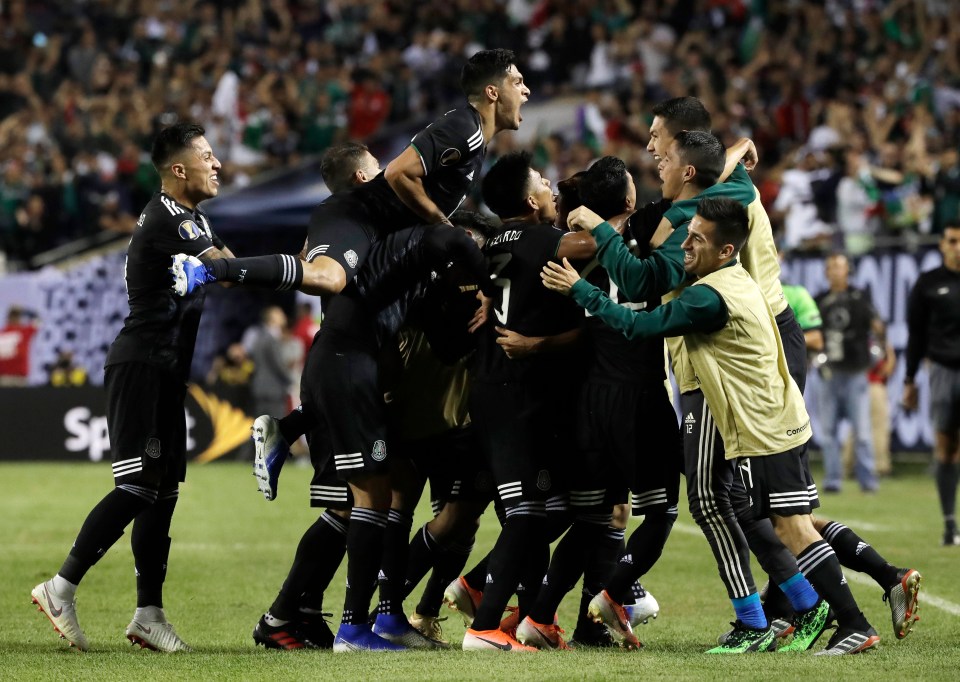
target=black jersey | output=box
[906,265,960,377]
[581,201,668,385]
[320,224,489,351]
[356,106,487,228]
[473,222,582,384]
[105,192,218,379]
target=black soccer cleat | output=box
[253,615,325,650]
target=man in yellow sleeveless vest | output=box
[544,196,879,656]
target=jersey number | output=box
[489,253,512,325]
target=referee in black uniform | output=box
[903,223,960,546]
[31,123,233,652]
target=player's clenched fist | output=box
[566,205,605,233]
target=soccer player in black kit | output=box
[516,157,682,651]
[31,123,236,653]
[460,152,589,652]
[172,48,530,298]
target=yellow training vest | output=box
[686,263,810,458]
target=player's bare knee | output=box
[771,514,820,555]
[611,503,630,530]
[348,472,393,510]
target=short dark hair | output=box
[151,123,205,170]
[481,151,534,219]
[673,131,725,190]
[697,197,749,254]
[451,209,500,242]
[580,156,630,220]
[651,97,712,137]
[461,48,516,99]
[321,142,371,193]
[944,222,960,234]
[556,171,587,210]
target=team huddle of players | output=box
[31,49,920,657]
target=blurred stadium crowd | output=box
[0,0,959,269]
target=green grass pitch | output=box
[3,460,959,680]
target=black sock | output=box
[403,524,441,600]
[341,508,388,625]
[377,509,413,616]
[739,515,800,619]
[529,520,597,624]
[132,493,178,608]
[471,514,544,631]
[820,521,899,589]
[936,461,958,529]
[416,535,474,617]
[762,582,794,620]
[59,488,151,584]
[797,540,870,631]
[740,516,800,585]
[606,512,675,605]
[517,538,550,621]
[277,406,310,445]
[204,254,303,291]
[271,510,348,621]
[302,515,348,613]
[575,587,597,633]
[572,526,624,631]
[586,525,625,594]
[463,552,490,593]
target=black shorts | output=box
[776,307,807,394]
[929,361,960,433]
[300,330,390,483]
[304,195,378,281]
[394,426,493,505]
[105,362,187,491]
[470,382,568,507]
[736,443,820,518]
[572,381,682,515]
[305,411,354,510]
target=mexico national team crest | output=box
[536,469,551,491]
[344,250,359,269]
[371,439,387,462]
[145,438,161,459]
[178,219,202,240]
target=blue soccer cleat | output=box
[170,253,217,296]
[333,623,406,652]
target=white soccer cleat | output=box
[587,590,642,650]
[169,254,197,297]
[443,576,482,626]
[626,585,660,627]
[125,607,192,652]
[252,415,289,501]
[31,579,89,652]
